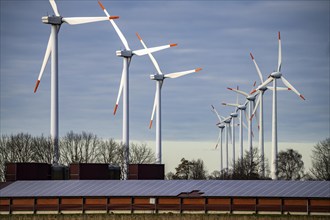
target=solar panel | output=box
[0,180,329,198]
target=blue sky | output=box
[1,0,329,173]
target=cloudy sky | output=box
[1,0,329,173]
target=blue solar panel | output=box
[0,180,329,198]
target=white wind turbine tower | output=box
[137,33,202,164]
[229,111,238,170]
[215,123,225,172]
[98,1,177,178]
[251,32,305,180]
[227,86,257,161]
[33,0,119,165]
[211,105,225,172]
[219,116,232,171]
[249,52,289,178]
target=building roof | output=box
[0,180,329,198]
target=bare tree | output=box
[59,131,98,165]
[32,135,53,164]
[96,138,119,164]
[0,133,38,181]
[129,143,155,164]
[0,135,10,181]
[81,132,99,163]
[310,138,330,180]
[277,149,304,180]
[7,133,35,162]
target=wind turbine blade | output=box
[267,86,289,91]
[242,121,248,130]
[136,33,162,75]
[251,94,260,120]
[253,99,259,127]
[113,66,125,115]
[211,105,222,122]
[34,32,53,93]
[281,76,305,100]
[278,31,282,72]
[133,44,177,56]
[149,88,158,129]
[222,102,239,108]
[227,87,249,97]
[49,0,60,16]
[62,16,118,25]
[236,85,239,104]
[215,130,221,149]
[250,53,264,83]
[97,0,130,50]
[251,77,273,94]
[220,116,231,124]
[164,68,202,79]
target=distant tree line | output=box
[0,131,155,181]
[0,133,329,181]
[166,138,330,181]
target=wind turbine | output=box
[97,1,177,178]
[219,116,232,172]
[211,105,232,171]
[222,99,249,162]
[33,0,119,165]
[211,105,225,172]
[215,123,225,172]
[227,85,258,162]
[251,32,305,180]
[249,52,289,178]
[137,33,202,164]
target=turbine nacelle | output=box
[270,71,282,79]
[258,86,268,92]
[223,119,231,124]
[230,112,238,118]
[247,95,256,101]
[116,50,133,58]
[150,74,164,81]
[217,124,225,129]
[237,105,247,110]
[42,16,63,25]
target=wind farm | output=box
[1,0,329,217]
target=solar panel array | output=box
[0,180,329,198]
